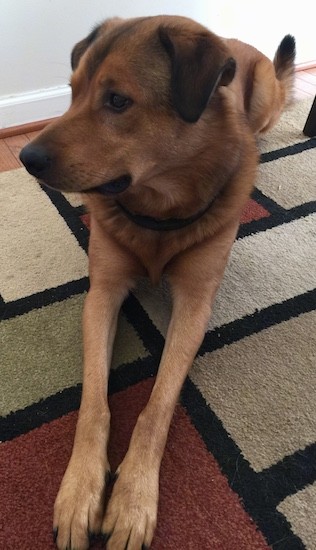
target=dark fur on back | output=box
[274,34,296,71]
[273,34,296,104]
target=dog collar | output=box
[116,195,217,231]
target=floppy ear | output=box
[71,24,101,70]
[159,26,236,123]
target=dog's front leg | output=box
[102,222,239,550]
[54,220,140,550]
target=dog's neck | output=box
[115,194,217,231]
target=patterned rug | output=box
[1,99,316,550]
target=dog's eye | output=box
[106,93,131,112]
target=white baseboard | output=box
[0,86,71,129]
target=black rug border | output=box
[181,378,308,550]
[260,136,316,163]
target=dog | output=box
[19,15,295,550]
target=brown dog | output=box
[20,15,295,550]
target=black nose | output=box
[19,143,52,178]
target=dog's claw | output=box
[106,469,119,485]
[53,528,58,543]
[111,470,119,482]
[101,531,111,543]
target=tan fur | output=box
[20,15,295,550]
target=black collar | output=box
[116,195,217,231]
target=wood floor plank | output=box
[294,70,316,98]
[26,130,44,140]
[4,134,29,164]
[297,72,316,86]
[0,141,21,172]
[0,118,55,139]
[295,77,316,96]
[294,88,311,100]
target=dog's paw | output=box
[101,461,159,550]
[53,454,110,550]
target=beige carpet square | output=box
[257,149,316,208]
[278,482,316,550]
[210,213,316,329]
[259,99,313,152]
[134,214,316,334]
[0,168,88,302]
[190,311,316,472]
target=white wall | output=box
[0,0,315,129]
[208,1,315,63]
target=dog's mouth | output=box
[88,175,132,195]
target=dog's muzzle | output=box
[19,143,132,195]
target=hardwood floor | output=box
[0,131,42,172]
[0,68,315,173]
[294,67,316,98]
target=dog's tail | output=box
[273,35,296,105]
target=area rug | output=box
[1,99,316,550]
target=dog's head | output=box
[20,16,236,198]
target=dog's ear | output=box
[71,24,102,70]
[159,26,236,123]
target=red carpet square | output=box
[0,379,269,550]
[240,199,270,224]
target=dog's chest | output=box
[133,233,191,286]
[137,243,169,286]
